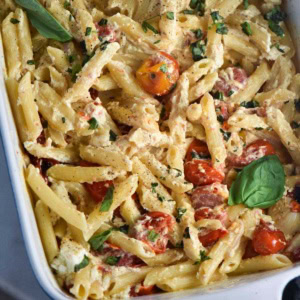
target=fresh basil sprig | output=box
[15,0,72,42]
[228,155,285,208]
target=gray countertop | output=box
[0,135,49,300]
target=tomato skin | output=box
[252,222,287,255]
[243,240,259,259]
[184,160,224,186]
[133,212,175,254]
[198,229,227,247]
[228,140,276,167]
[136,52,179,96]
[84,180,113,203]
[95,23,117,42]
[194,208,215,221]
[186,139,210,162]
[290,200,300,213]
[130,284,156,297]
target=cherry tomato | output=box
[198,229,227,247]
[186,139,210,162]
[214,67,248,97]
[184,160,224,186]
[130,284,156,297]
[290,200,300,213]
[101,242,146,268]
[191,185,225,209]
[133,212,175,254]
[228,140,276,167]
[136,52,179,96]
[194,207,215,221]
[84,180,113,203]
[252,221,287,255]
[243,240,259,259]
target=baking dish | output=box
[0,1,299,299]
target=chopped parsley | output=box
[210,11,228,35]
[27,60,35,65]
[211,91,224,100]
[88,117,98,130]
[255,127,264,131]
[74,255,89,272]
[98,18,108,26]
[105,256,120,266]
[192,28,203,39]
[217,115,224,124]
[295,99,300,112]
[151,182,158,193]
[189,0,205,16]
[271,43,285,53]
[240,100,259,108]
[166,12,174,20]
[10,18,19,24]
[62,117,66,123]
[241,22,252,36]
[176,208,187,223]
[243,0,249,10]
[228,90,234,96]
[109,130,117,141]
[142,21,159,34]
[85,27,92,36]
[220,128,231,141]
[64,1,70,9]
[100,41,110,51]
[183,227,190,239]
[264,6,286,37]
[194,250,211,265]
[160,64,168,73]
[291,121,300,129]
[190,40,206,61]
[154,40,161,44]
[148,230,159,242]
[100,186,115,212]
[68,64,82,82]
[157,194,165,202]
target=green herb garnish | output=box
[148,230,159,242]
[88,117,98,130]
[142,21,159,34]
[109,130,117,141]
[105,256,120,266]
[240,100,259,108]
[194,250,211,265]
[85,27,92,36]
[220,128,231,141]
[176,208,187,223]
[160,64,168,73]
[166,12,174,20]
[10,18,20,24]
[241,22,252,36]
[27,60,35,65]
[74,255,89,272]
[100,186,114,212]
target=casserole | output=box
[0,0,299,299]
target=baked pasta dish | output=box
[1,0,300,298]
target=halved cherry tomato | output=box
[252,221,287,255]
[290,200,300,213]
[186,139,210,162]
[198,229,227,247]
[228,140,276,167]
[84,180,113,203]
[194,207,215,221]
[191,185,225,210]
[136,52,179,96]
[184,160,224,186]
[214,67,248,97]
[132,212,175,254]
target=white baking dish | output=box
[0,1,299,299]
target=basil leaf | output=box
[15,0,72,42]
[100,186,115,212]
[148,230,159,242]
[109,130,117,141]
[241,22,252,36]
[74,255,89,272]
[228,155,285,208]
[88,229,114,251]
[166,12,174,20]
[88,117,98,130]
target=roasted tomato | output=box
[198,228,227,247]
[31,156,59,184]
[184,160,224,186]
[228,139,276,167]
[292,247,300,262]
[132,212,175,254]
[130,283,156,297]
[136,52,179,96]
[84,180,113,203]
[252,221,287,255]
[101,242,146,268]
[290,200,300,213]
[96,21,117,42]
[243,240,259,259]
[186,139,210,162]
[214,67,248,97]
